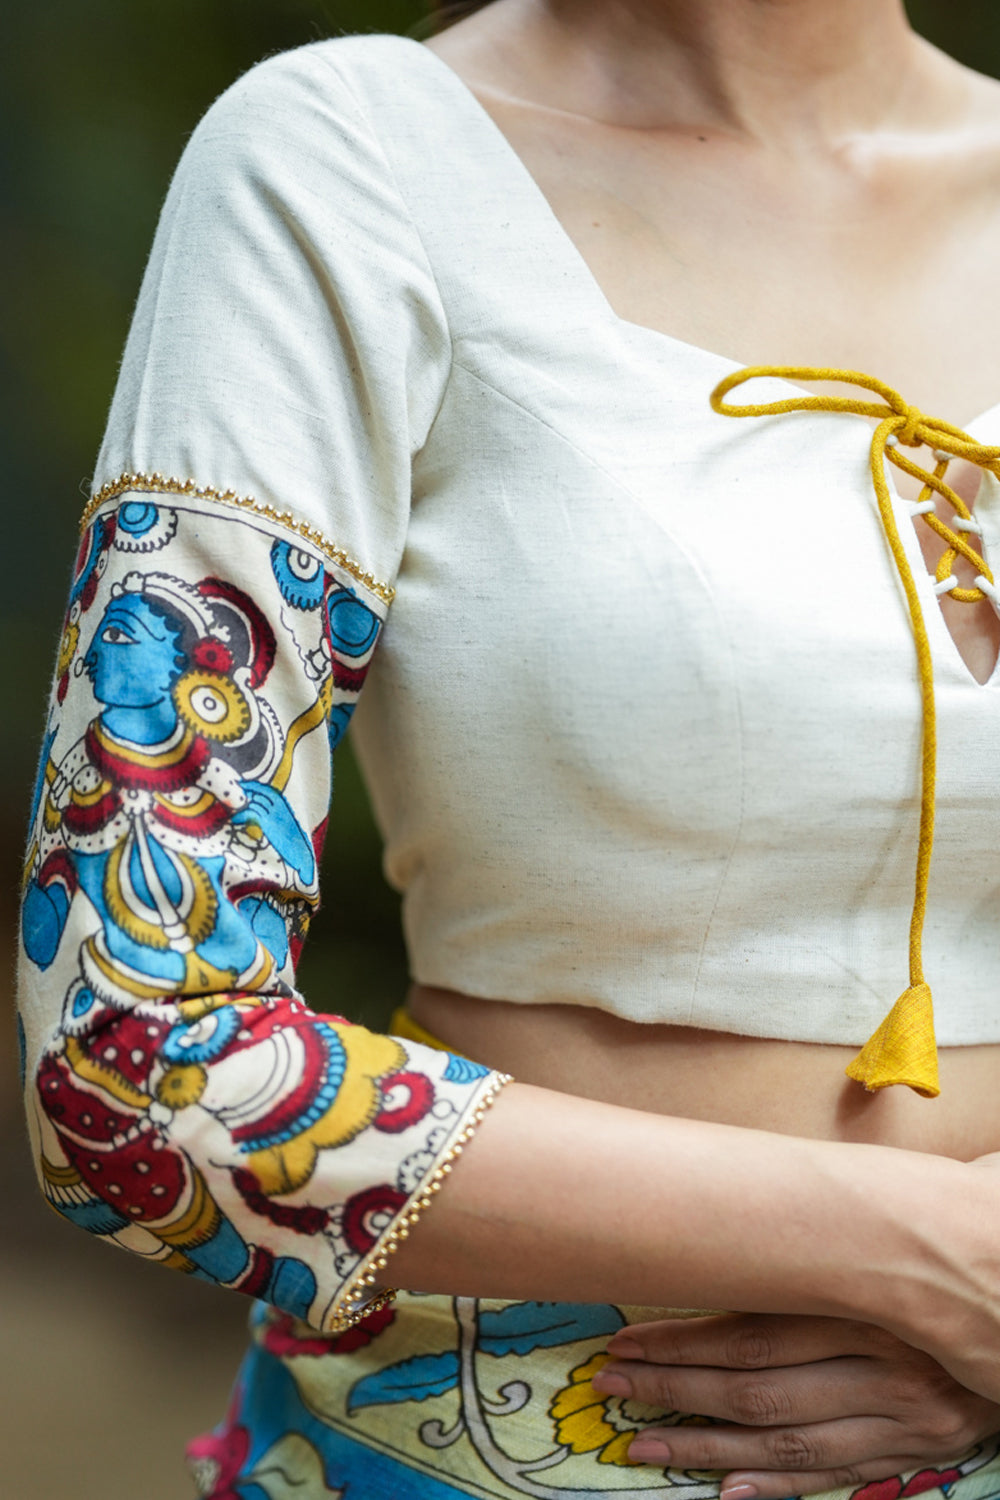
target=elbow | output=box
[36,1159,135,1240]
[26,1013,325,1324]
[29,1032,261,1293]
[30,1041,142,1242]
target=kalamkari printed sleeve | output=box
[15,45,510,1334]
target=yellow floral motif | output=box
[42,757,61,833]
[57,618,80,677]
[549,1352,663,1467]
[173,668,251,744]
[157,1062,209,1109]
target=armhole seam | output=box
[314,47,456,456]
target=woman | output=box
[18,1,1000,1496]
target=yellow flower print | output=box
[157,1062,209,1109]
[549,1352,664,1467]
[57,618,80,678]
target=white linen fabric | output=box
[96,35,1000,1046]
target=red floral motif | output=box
[192,637,234,673]
[262,1303,396,1359]
[342,1184,407,1254]
[185,1386,251,1500]
[375,1070,435,1133]
[852,1467,962,1500]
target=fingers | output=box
[593,1355,882,1425]
[602,1313,1000,1489]
[623,1417,910,1475]
[715,1461,931,1500]
[607,1313,895,1370]
[593,1352,1000,1455]
[716,1465,967,1500]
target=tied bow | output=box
[710,366,1000,1098]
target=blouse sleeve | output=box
[16,43,510,1334]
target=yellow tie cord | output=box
[710,366,1000,1098]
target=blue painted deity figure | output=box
[21,571,319,1008]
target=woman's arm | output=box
[16,44,505,1336]
[19,40,1000,1405]
[387,1084,1000,1403]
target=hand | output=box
[594,1314,1000,1497]
[232,781,316,882]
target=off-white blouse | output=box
[94,34,1000,1047]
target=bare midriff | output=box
[409,983,1000,1160]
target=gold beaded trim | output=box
[324,1072,513,1335]
[80,472,395,605]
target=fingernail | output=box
[605,1335,643,1359]
[721,1485,758,1500]
[591,1368,632,1396]
[628,1438,672,1465]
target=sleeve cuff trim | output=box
[322,1070,513,1334]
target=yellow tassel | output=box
[708,365,1000,1099]
[844,983,940,1097]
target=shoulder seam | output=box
[312,44,456,442]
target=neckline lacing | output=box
[711,366,1000,1097]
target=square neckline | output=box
[408,36,1000,439]
[386,36,1000,692]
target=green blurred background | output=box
[0,3,995,1495]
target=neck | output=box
[484,0,953,143]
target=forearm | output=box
[390,1081,982,1353]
